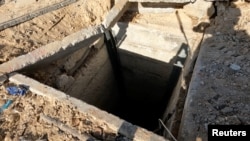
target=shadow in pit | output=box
[0,44,4,49]
[111,23,189,134]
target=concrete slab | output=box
[124,10,197,41]
[183,0,215,20]
[112,22,187,63]
[0,25,103,74]
[102,0,130,30]
[128,2,178,14]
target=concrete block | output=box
[62,47,90,74]
[128,2,177,13]
[112,22,187,63]
[183,0,215,20]
[65,45,117,110]
[102,0,130,30]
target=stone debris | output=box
[179,2,250,141]
[229,63,241,71]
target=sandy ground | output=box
[0,1,123,140]
[0,0,110,63]
[1,0,250,140]
[178,1,250,140]
[0,0,64,23]
[0,82,128,141]
[194,1,250,126]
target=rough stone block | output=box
[183,0,215,20]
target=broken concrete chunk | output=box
[229,63,241,71]
[183,0,215,20]
[56,74,75,90]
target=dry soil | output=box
[0,0,110,63]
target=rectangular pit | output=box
[21,30,180,131]
[19,9,200,139]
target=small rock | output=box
[240,48,248,54]
[56,74,74,90]
[72,118,80,127]
[235,55,245,61]
[216,32,221,35]
[229,63,241,71]
[246,67,250,73]
[0,74,7,85]
[208,115,216,121]
[6,113,20,122]
[221,107,233,114]
[226,116,241,125]
[200,81,205,85]
[226,50,234,56]
[223,60,231,66]
[0,99,5,106]
[92,127,103,139]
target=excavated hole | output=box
[114,50,184,132]
[21,44,186,136]
[20,4,199,137]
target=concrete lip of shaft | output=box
[7,72,167,141]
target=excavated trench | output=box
[22,28,184,132]
[21,9,197,137]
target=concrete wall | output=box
[62,35,173,118]
[19,36,119,112]
[64,38,120,112]
[119,49,172,103]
